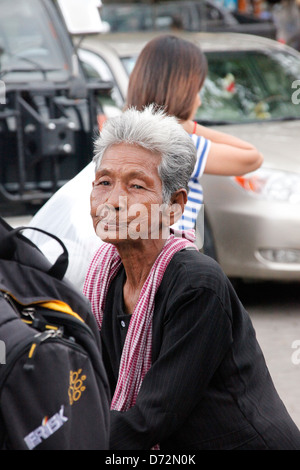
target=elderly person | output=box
[83,106,300,450]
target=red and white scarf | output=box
[83,230,196,426]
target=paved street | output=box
[238,281,300,430]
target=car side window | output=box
[79,50,123,112]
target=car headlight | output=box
[233,168,300,203]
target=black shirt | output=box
[100,249,300,450]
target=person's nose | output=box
[105,182,127,212]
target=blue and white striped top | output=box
[173,133,211,231]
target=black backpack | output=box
[0,217,110,450]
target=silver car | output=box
[79,31,300,282]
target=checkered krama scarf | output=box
[83,231,196,414]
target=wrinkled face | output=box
[90,143,169,244]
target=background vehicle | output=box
[79,31,300,282]
[100,1,277,39]
[0,0,111,216]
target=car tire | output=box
[202,215,244,293]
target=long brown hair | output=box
[126,35,207,121]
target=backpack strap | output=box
[0,226,68,280]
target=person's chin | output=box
[96,221,128,242]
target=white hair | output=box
[93,105,196,203]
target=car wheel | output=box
[200,214,244,293]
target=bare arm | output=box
[181,120,263,176]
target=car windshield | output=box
[120,48,300,124]
[121,56,138,76]
[196,50,300,123]
[0,0,70,83]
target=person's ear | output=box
[166,189,188,226]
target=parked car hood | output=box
[83,31,298,57]
[211,120,300,174]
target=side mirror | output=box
[56,0,108,35]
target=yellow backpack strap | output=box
[39,301,84,323]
